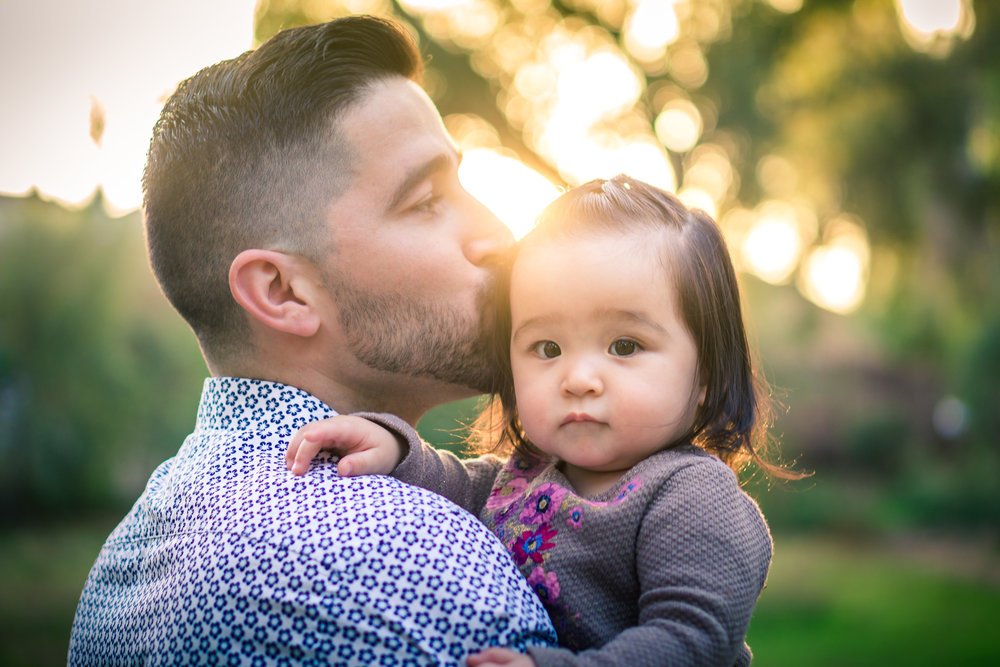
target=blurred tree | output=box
[3,0,997,531]
[0,196,206,519]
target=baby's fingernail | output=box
[338,461,350,476]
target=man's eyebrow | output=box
[386,149,462,212]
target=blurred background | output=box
[1,0,997,664]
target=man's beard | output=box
[326,272,498,394]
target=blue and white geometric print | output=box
[69,378,555,665]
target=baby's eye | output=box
[609,339,640,357]
[532,341,562,359]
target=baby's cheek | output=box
[513,387,546,439]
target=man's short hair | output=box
[143,16,422,361]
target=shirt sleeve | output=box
[526,458,771,667]
[70,460,557,665]
[358,412,505,516]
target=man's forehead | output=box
[338,79,456,180]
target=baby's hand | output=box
[285,415,403,477]
[465,648,536,667]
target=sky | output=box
[0,0,258,214]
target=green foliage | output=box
[5,520,997,666]
[0,196,206,518]
[2,0,998,535]
[416,395,486,456]
[747,536,1000,666]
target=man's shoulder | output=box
[74,459,556,665]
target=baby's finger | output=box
[289,436,327,476]
[285,429,306,469]
[335,447,393,477]
[285,421,327,468]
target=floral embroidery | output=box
[526,567,560,603]
[614,477,644,503]
[506,456,548,478]
[511,524,557,565]
[519,483,568,525]
[493,501,519,527]
[485,477,528,510]
[566,506,583,529]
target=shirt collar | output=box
[195,377,337,435]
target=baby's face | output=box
[509,227,705,487]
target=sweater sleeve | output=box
[355,412,505,517]
[527,457,772,667]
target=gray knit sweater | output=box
[375,415,772,666]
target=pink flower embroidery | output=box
[485,477,528,510]
[519,482,567,525]
[613,477,644,503]
[511,523,558,565]
[527,566,561,603]
[566,506,583,529]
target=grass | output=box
[2,518,997,666]
[747,534,1000,666]
[0,515,119,666]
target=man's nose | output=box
[461,192,515,267]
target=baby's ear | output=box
[229,249,322,337]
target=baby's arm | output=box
[287,412,507,516]
[285,415,404,477]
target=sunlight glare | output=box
[624,0,681,63]
[799,216,869,313]
[677,186,717,219]
[97,100,165,215]
[764,0,803,13]
[895,0,974,54]
[741,202,805,284]
[897,0,962,34]
[682,144,733,204]
[549,133,675,192]
[398,0,472,11]
[800,245,865,313]
[458,149,560,240]
[556,51,642,122]
[654,98,703,153]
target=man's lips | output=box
[561,413,600,426]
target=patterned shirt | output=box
[68,378,556,665]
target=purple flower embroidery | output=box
[506,455,547,478]
[614,477,644,503]
[519,483,567,525]
[492,501,519,527]
[566,506,583,530]
[526,566,560,603]
[511,524,557,565]
[485,477,528,511]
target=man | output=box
[69,16,555,665]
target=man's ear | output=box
[229,249,322,337]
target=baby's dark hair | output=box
[476,174,797,478]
